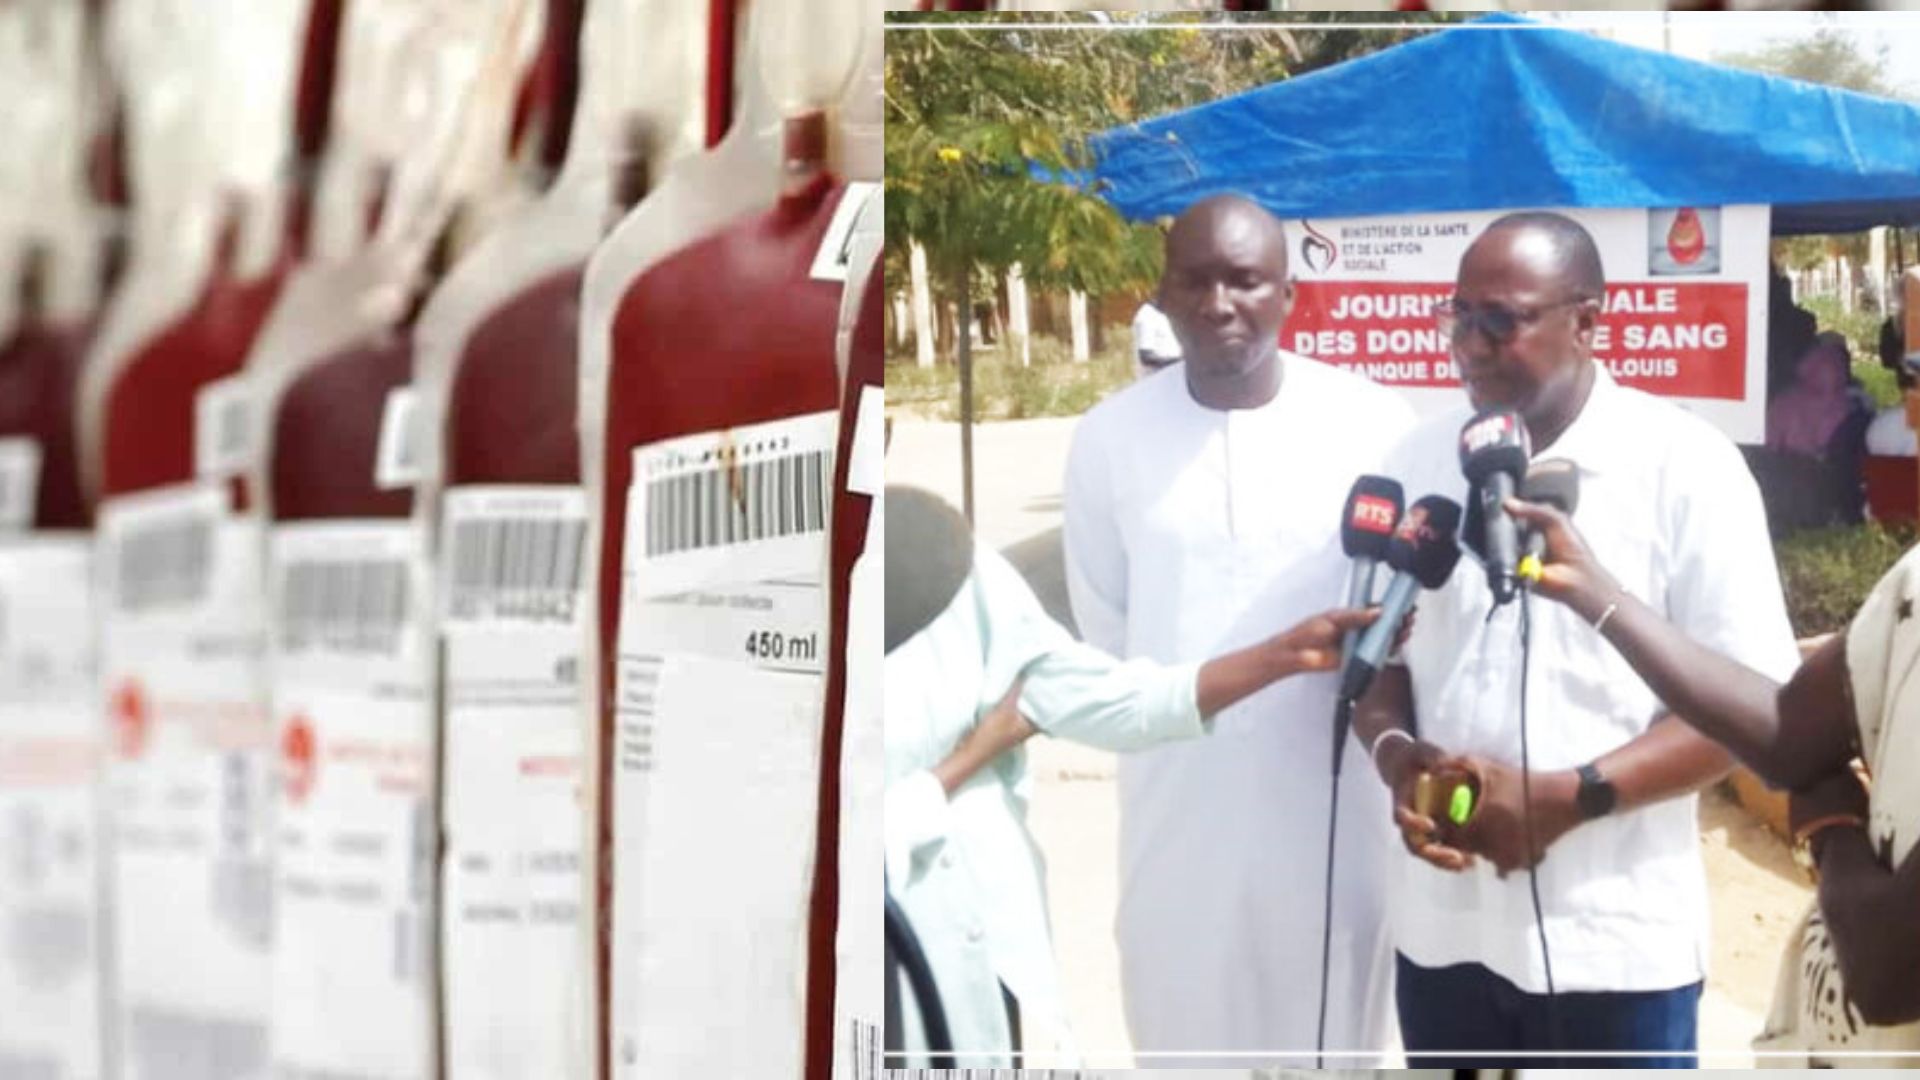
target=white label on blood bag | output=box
[809,181,883,283]
[195,376,255,479]
[267,519,434,1079]
[0,535,103,1080]
[625,411,837,600]
[97,482,272,1079]
[374,386,422,490]
[441,486,590,626]
[847,385,883,497]
[611,411,836,1080]
[0,437,43,531]
[439,485,590,1080]
[832,489,882,1080]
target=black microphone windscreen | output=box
[1341,475,1404,560]
[1459,409,1532,484]
[1386,494,1464,589]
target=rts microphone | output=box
[1516,458,1579,586]
[1338,494,1463,705]
[1459,409,1532,606]
[1339,476,1404,660]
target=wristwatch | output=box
[1575,762,1616,820]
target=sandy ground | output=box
[888,414,1813,1069]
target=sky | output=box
[1534,11,1920,100]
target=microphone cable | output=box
[1313,697,1352,1068]
[1517,588,1560,1042]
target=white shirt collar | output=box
[1530,360,1616,476]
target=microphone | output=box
[1337,494,1463,706]
[1333,476,1403,774]
[1516,458,1579,586]
[1339,476,1404,658]
[1459,409,1532,606]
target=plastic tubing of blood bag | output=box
[757,0,860,116]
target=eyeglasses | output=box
[1434,296,1594,344]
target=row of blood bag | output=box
[0,1,882,1079]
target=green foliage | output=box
[884,341,1136,423]
[1855,359,1902,410]
[885,26,1166,296]
[885,16,1471,362]
[1774,521,1918,637]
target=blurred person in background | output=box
[1761,331,1873,530]
[1131,296,1182,379]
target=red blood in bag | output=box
[593,152,852,1080]
[445,266,585,486]
[0,298,94,528]
[101,222,296,505]
[268,333,413,521]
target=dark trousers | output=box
[1396,953,1703,1069]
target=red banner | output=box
[1286,280,1749,400]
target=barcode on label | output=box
[848,1019,880,1080]
[278,559,409,654]
[642,448,833,559]
[195,376,253,477]
[114,515,213,611]
[445,516,587,622]
[128,1006,266,1080]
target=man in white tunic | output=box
[1351,212,1801,1067]
[1063,194,1415,1065]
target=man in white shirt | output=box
[1064,194,1415,1065]
[1352,212,1801,1067]
[1131,298,1183,379]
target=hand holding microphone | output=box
[1501,460,1623,624]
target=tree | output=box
[1715,28,1917,305]
[885,14,1470,352]
[1714,26,1908,101]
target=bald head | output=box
[1166,194,1290,279]
[1157,193,1296,409]
[1471,211,1606,300]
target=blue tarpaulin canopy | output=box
[1085,14,1920,235]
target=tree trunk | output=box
[957,266,976,526]
[911,242,935,368]
[1007,264,1031,368]
[1069,288,1090,362]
